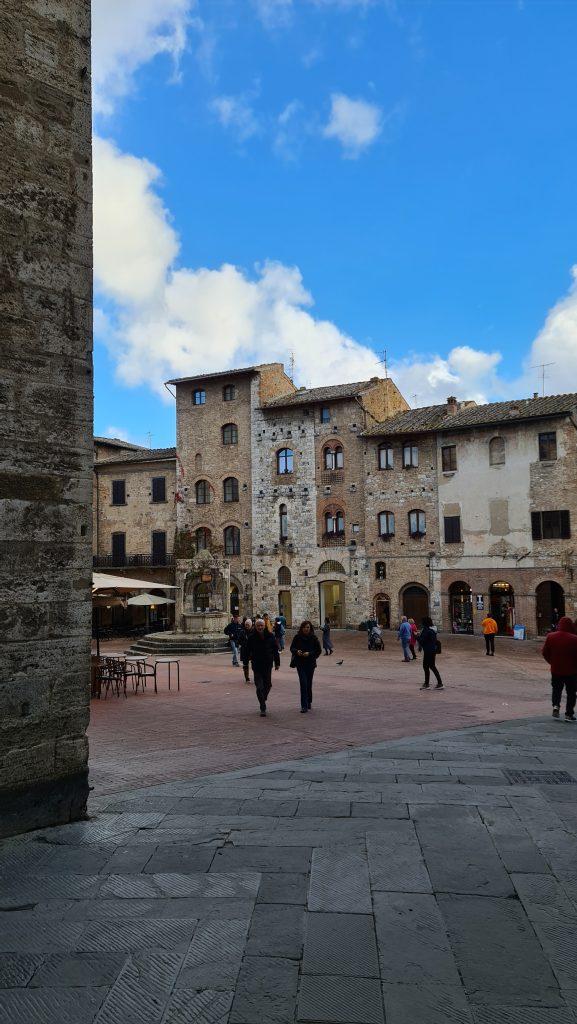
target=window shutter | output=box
[531,512,542,540]
[560,510,571,539]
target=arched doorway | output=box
[230,583,240,616]
[449,581,473,634]
[375,593,390,629]
[536,581,565,634]
[490,581,515,635]
[194,582,210,612]
[278,590,292,626]
[402,584,429,624]
[319,580,345,627]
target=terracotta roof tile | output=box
[363,393,577,436]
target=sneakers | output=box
[565,712,576,722]
[300,708,308,713]
[420,683,430,690]
[552,706,560,718]
[435,683,444,689]
[259,704,267,717]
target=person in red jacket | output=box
[541,616,577,721]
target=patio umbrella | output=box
[92,573,177,655]
[127,593,175,606]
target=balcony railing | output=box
[321,533,346,547]
[93,553,174,568]
[321,470,344,486]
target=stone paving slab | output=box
[2,717,577,1023]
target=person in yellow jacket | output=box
[482,614,498,656]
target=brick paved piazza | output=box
[88,631,551,795]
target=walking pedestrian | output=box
[482,613,498,655]
[224,613,244,667]
[262,612,274,634]
[541,616,577,721]
[408,618,418,660]
[274,616,286,651]
[240,618,252,683]
[418,617,444,690]
[243,618,280,716]
[398,616,412,662]
[321,617,333,655]
[290,621,322,713]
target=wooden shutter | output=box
[560,510,571,539]
[531,512,542,540]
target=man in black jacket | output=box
[243,618,280,716]
[224,614,244,667]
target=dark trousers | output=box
[297,663,315,710]
[423,653,442,687]
[253,669,272,709]
[551,675,577,715]
[484,635,495,655]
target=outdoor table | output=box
[154,658,180,691]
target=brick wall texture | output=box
[0,0,92,836]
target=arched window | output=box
[378,511,395,538]
[403,443,419,468]
[375,561,386,580]
[223,477,239,503]
[319,560,346,574]
[195,527,211,551]
[408,509,426,537]
[194,452,202,472]
[222,423,238,445]
[279,503,288,541]
[489,436,505,466]
[194,582,210,611]
[278,566,291,585]
[224,525,241,555]
[324,445,344,470]
[277,448,293,474]
[325,510,344,535]
[378,444,393,470]
[195,479,211,505]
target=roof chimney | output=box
[533,392,538,400]
[446,396,458,415]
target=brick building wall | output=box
[93,456,177,568]
[0,0,92,836]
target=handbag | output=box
[435,639,442,654]
[289,654,297,668]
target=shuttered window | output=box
[532,510,571,540]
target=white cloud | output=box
[104,426,133,442]
[390,347,503,408]
[211,92,261,142]
[252,0,294,29]
[520,266,577,397]
[322,92,382,157]
[92,0,194,115]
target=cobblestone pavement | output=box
[2,716,577,1022]
[89,632,549,793]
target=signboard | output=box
[201,573,212,583]
[476,594,484,611]
[513,624,526,641]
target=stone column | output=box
[0,0,92,836]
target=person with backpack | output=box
[290,621,322,713]
[541,616,577,721]
[273,616,286,651]
[243,618,280,716]
[321,617,333,655]
[417,616,444,690]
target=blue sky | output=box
[93,0,577,448]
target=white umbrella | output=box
[92,573,177,654]
[127,593,175,606]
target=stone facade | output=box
[0,1,92,835]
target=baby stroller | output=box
[368,625,384,651]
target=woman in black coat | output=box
[417,616,443,690]
[290,621,322,713]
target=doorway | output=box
[375,594,390,629]
[230,584,240,616]
[535,581,565,634]
[490,581,515,635]
[278,589,292,627]
[402,584,429,624]
[319,581,345,627]
[449,581,473,634]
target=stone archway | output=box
[401,584,429,624]
[535,581,565,634]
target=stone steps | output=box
[125,631,229,656]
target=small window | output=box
[378,511,395,538]
[531,510,570,541]
[111,532,126,564]
[378,444,393,470]
[375,561,386,580]
[320,406,331,423]
[279,504,288,541]
[151,476,166,503]
[324,445,344,470]
[223,477,239,503]
[193,389,206,406]
[352,523,360,533]
[222,423,238,445]
[489,436,505,466]
[441,445,457,472]
[409,509,426,537]
[278,565,291,585]
[539,432,557,461]
[195,479,211,505]
[325,510,344,535]
[444,515,461,543]
[111,479,126,505]
[195,527,211,551]
[151,530,167,564]
[224,525,241,555]
[403,443,419,468]
[223,384,236,402]
[277,448,294,474]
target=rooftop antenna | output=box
[289,351,296,383]
[411,392,418,407]
[146,431,153,449]
[378,348,390,419]
[530,361,555,397]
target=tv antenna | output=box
[530,362,555,397]
[289,351,296,382]
[146,431,153,449]
[380,349,389,379]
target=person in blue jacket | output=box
[397,616,413,663]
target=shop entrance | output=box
[449,581,473,634]
[535,581,565,634]
[402,584,429,624]
[375,594,390,629]
[278,589,292,627]
[319,581,344,627]
[490,581,515,635]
